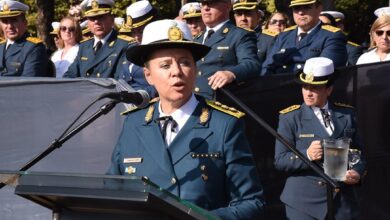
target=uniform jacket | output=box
[194,21,261,99]
[346,41,363,66]
[64,30,130,79]
[107,95,265,220]
[0,32,49,77]
[261,24,347,75]
[275,103,366,220]
[257,29,277,65]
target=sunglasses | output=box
[60,26,76,32]
[375,30,390,37]
[270,19,286,25]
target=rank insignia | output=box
[125,166,136,174]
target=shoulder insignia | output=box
[347,41,360,47]
[222,27,229,34]
[206,100,245,118]
[199,107,210,125]
[0,39,5,44]
[322,25,341,33]
[118,35,136,43]
[120,97,159,116]
[194,31,204,39]
[26,37,42,44]
[80,37,92,43]
[283,25,297,32]
[279,105,300,114]
[262,29,278,37]
[334,102,354,108]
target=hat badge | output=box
[168,22,183,41]
[188,5,196,14]
[3,3,10,12]
[305,72,314,83]
[91,0,99,9]
[126,15,133,26]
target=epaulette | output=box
[26,37,43,44]
[194,31,203,39]
[283,25,297,32]
[334,102,354,108]
[120,97,159,115]
[0,39,5,44]
[347,41,360,47]
[118,35,137,43]
[279,105,300,114]
[205,100,245,118]
[80,37,92,43]
[262,29,278,37]
[322,25,341,33]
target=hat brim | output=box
[131,8,157,28]
[183,13,202,19]
[126,41,211,66]
[84,9,111,18]
[0,11,23,18]
[295,70,336,86]
[233,3,258,11]
[289,0,317,7]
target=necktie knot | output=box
[297,32,307,43]
[205,29,214,42]
[94,41,102,54]
[320,109,332,129]
[155,116,178,143]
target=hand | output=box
[307,140,323,161]
[208,70,236,90]
[344,169,361,185]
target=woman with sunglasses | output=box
[51,16,82,78]
[264,12,289,34]
[357,15,390,64]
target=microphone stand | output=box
[219,88,339,220]
[0,100,118,189]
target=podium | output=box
[0,171,220,220]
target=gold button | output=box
[200,165,206,171]
[201,174,208,181]
[86,72,90,76]
[201,58,205,62]
[283,65,287,69]
[171,178,177,185]
[194,87,200,92]
[318,181,325,186]
[290,156,294,160]
[97,73,100,78]
[198,71,202,76]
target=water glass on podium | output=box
[323,137,351,181]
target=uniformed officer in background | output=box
[0,0,50,77]
[181,2,205,38]
[274,57,366,220]
[194,0,260,99]
[261,0,348,75]
[107,19,265,220]
[231,0,275,64]
[64,0,132,79]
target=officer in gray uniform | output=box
[0,0,50,77]
[108,19,265,220]
[275,57,366,220]
[64,0,132,79]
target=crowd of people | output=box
[0,0,388,219]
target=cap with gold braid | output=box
[126,1,157,29]
[0,0,29,18]
[289,0,319,7]
[181,2,201,19]
[50,22,60,35]
[296,57,334,86]
[83,0,114,18]
[232,0,260,11]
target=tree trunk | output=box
[35,0,55,50]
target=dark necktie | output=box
[320,109,333,131]
[155,116,178,143]
[94,41,102,54]
[297,32,307,43]
[205,29,214,43]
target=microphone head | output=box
[136,90,150,108]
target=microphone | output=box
[99,90,150,108]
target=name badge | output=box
[217,46,229,50]
[81,57,88,61]
[123,157,143,163]
[299,134,315,138]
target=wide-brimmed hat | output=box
[82,0,114,18]
[374,7,390,17]
[126,19,210,66]
[181,2,201,19]
[232,0,260,11]
[289,0,319,7]
[296,57,335,86]
[0,0,29,18]
[126,1,157,29]
[321,11,344,22]
[115,17,131,33]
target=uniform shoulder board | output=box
[279,105,300,114]
[26,37,43,44]
[322,25,341,33]
[120,97,159,115]
[118,35,137,43]
[80,37,92,43]
[262,29,278,37]
[347,41,360,47]
[0,39,5,44]
[334,102,354,108]
[205,100,245,118]
[283,25,297,32]
[194,31,203,39]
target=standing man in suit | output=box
[194,0,260,99]
[274,57,366,220]
[108,19,265,220]
[64,0,132,79]
[261,0,347,75]
[0,0,49,77]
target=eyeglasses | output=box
[375,30,390,37]
[60,26,76,32]
[270,19,286,25]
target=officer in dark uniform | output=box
[0,0,50,77]
[64,0,132,79]
[181,2,205,38]
[275,57,366,220]
[261,0,347,75]
[108,19,265,220]
[194,0,260,99]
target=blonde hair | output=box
[57,16,83,49]
[369,15,390,48]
